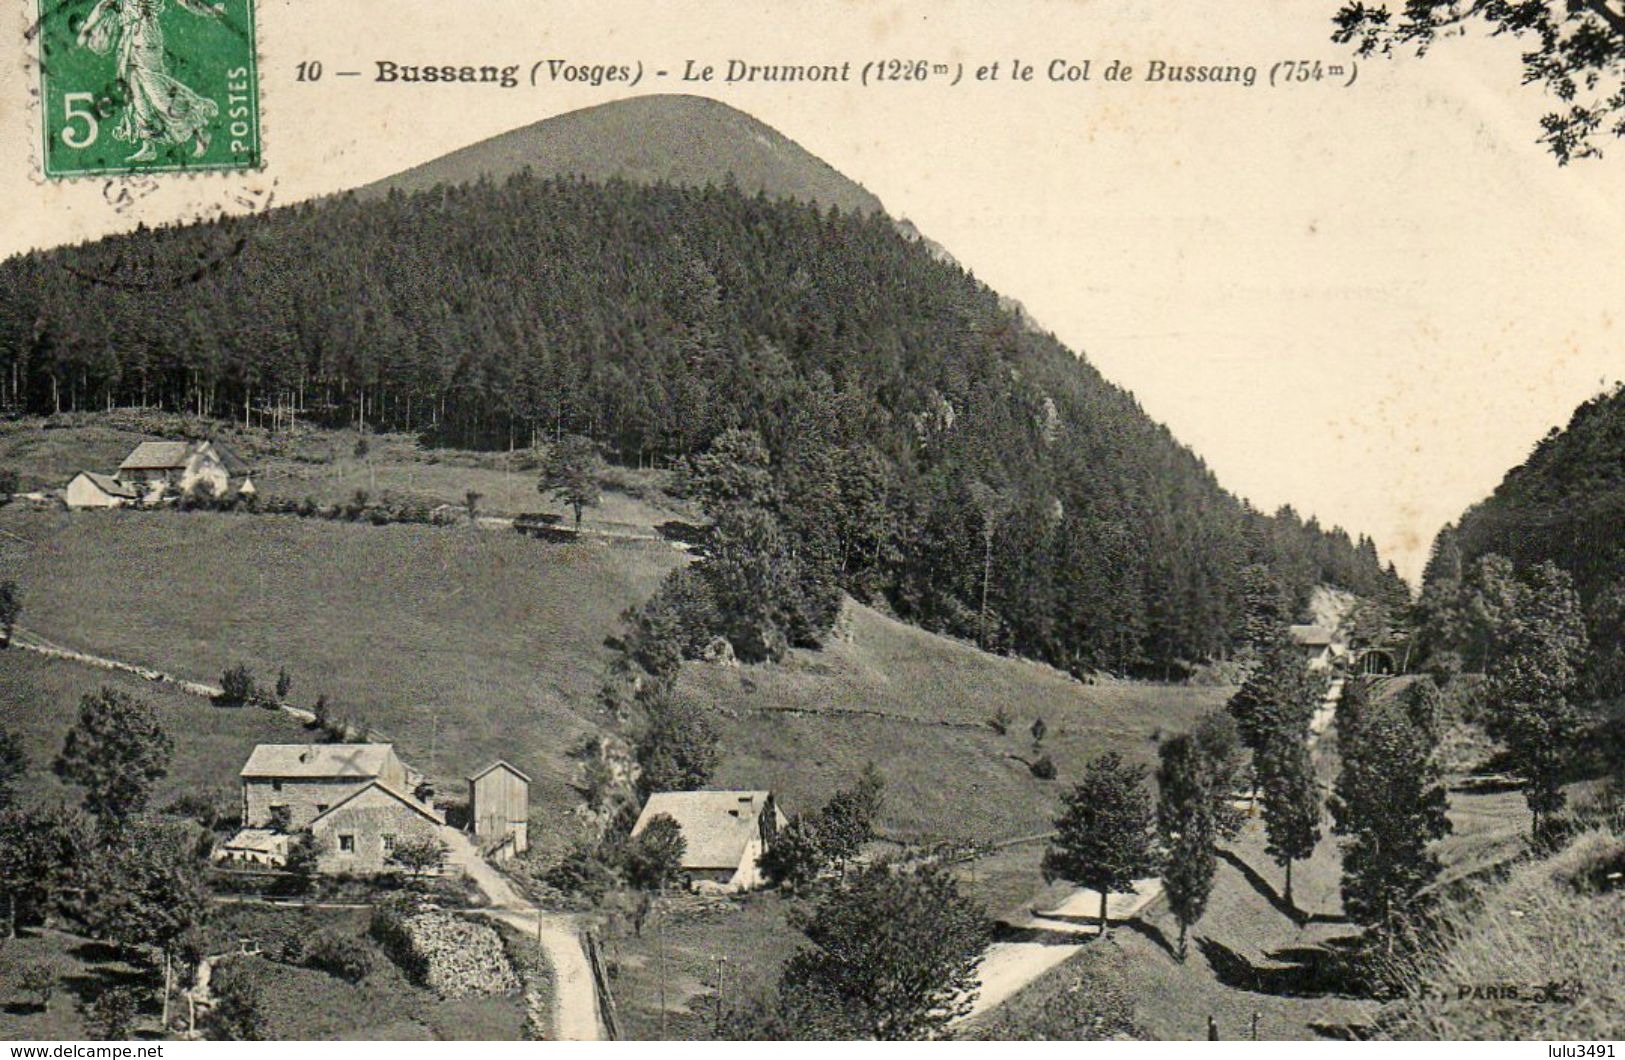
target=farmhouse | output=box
[1288,624,1345,672]
[632,789,787,893]
[227,743,444,873]
[467,759,530,861]
[118,439,255,502]
[63,470,140,509]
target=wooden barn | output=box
[467,760,530,860]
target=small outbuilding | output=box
[631,789,787,893]
[64,471,139,509]
[1288,624,1344,672]
[467,760,530,860]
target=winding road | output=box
[960,675,1346,1026]
[440,828,603,1041]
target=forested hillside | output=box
[0,172,1405,676]
[1425,383,1625,695]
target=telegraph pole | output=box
[712,954,727,1036]
[656,896,668,1039]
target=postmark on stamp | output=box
[34,0,260,179]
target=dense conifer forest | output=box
[0,173,1407,675]
[1426,383,1625,696]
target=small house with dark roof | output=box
[226,742,443,873]
[631,789,787,892]
[118,439,254,502]
[1288,624,1346,672]
[64,471,140,509]
[467,760,531,860]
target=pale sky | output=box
[2,0,1620,582]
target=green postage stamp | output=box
[35,0,260,179]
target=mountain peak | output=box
[361,93,886,215]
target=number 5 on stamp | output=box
[35,0,261,178]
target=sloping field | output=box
[0,506,682,822]
[684,604,1233,840]
[0,650,308,811]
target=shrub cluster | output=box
[254,492,462,527]
[295,930,375,983]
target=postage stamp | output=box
[34,0,260,179]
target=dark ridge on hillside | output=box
[358,94,886,216]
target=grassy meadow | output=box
[0,651,308,813]
[0,504,682,826]
[685,604,1232,840]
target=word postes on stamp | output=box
[35,0,260,179]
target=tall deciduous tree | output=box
[1156,733,1216,960]
[1330,697,1451,949]
[78,819,211,1030]
[1485,560,1590,842]
[1043,752,1158,936]
[634,691,719,796]
[0,806,91,937]
[53,687,173,828]
[778,860,990,1039]
[818,763,885,878]
[1333,0,1625,164]
[1191,711,1248,841]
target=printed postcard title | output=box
[294,57,1360,91]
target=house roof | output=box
[72,471,140,499]
[1289,624,1337,647]
[308,779,444,828]
[240,743,397,779]
[467,759,532,785]
[118,439,252,474]
[632,790,774,871]
[209,441,252,475]
[119,440,194,471]
[221,828,288,854]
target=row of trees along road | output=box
[1037,624,1466,967]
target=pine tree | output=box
[1255,731,1320,915]
[1042,752,1158,936]
[538,434,602,527]
[1156,733,1216,960]
[52,687,173,829]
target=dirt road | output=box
[440,828,603,1041]
[963,674,1345,1025]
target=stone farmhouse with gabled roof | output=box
[227,743,444,873]
[631,789,787,893]
[117,438,255,502]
